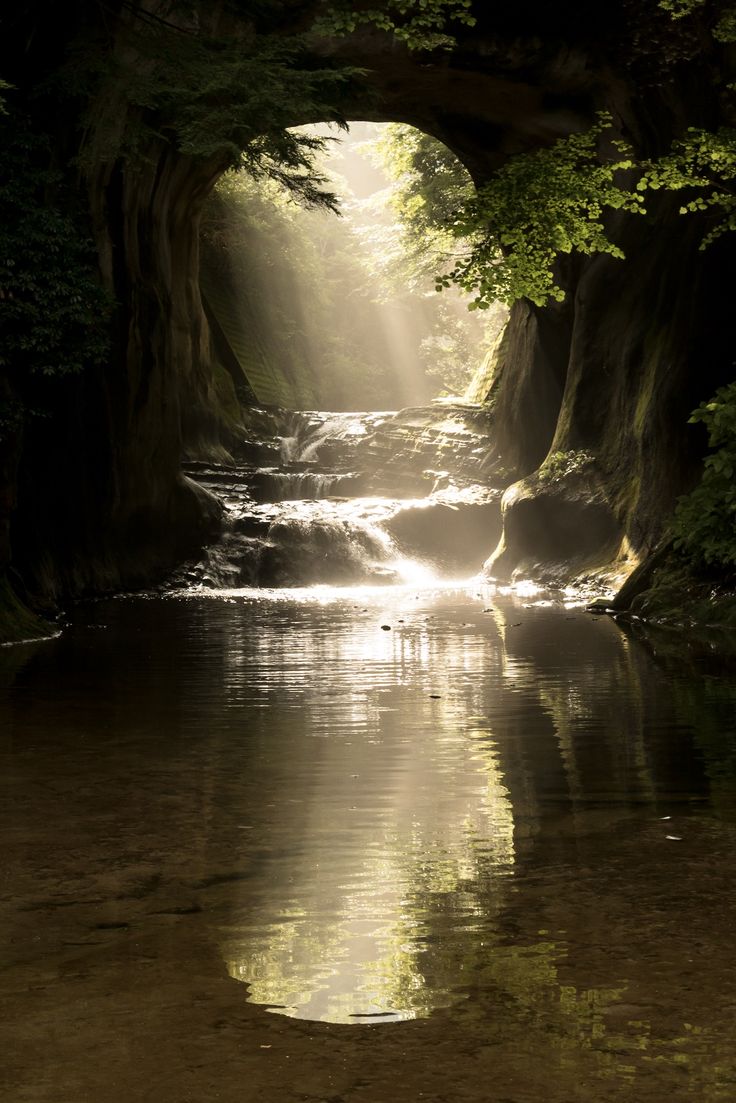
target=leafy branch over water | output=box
[435,115,643,308]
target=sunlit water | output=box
[179,405,503,588]
[3,581,736,1099]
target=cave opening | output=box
[180,121,511,590]
[198,120,507,412]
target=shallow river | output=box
[2,583,736,1102]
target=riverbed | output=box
[2,584,736,1101]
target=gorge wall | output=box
[1,0,734,638]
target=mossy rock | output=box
[614,544,736,630]
[486,465,622,581]
[0,575,54,645]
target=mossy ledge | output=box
[0,575,55,646]
[612,543,736,632]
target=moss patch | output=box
[465,322,509,404]
[537,449,595,485]
[632,338,661,441]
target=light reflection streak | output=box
[220,591,517,1023]
[212,577,491,603]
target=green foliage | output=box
[237,129,345,211]
[367,123,474,282]
[537,450,595,485]
[673,383,736,568]
[315,0,476,49]
[417,299,506,396]
[202,167,402,407]
[641,127,736,247]
[658,0,705,17]
[65,14,355,208]
[436,114,644,308]
[658,0,736,40]
[0,116,111,395]
[639,4,736,249]
[0,395,24,439]
[352,122,502,394]
[713,4,736,39]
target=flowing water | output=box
[178,404,504,588]
[2,407,736,1103]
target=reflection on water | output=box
[223,682,515,1021]
[3,585,736,1096]
[208,583,518,1022]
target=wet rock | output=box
[587,598,614,615]
[485,465,622,583]
[175,404,511,589]
[386,499,502,574]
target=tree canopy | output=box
[314,0,476,48]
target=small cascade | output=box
[249,469,360,502]
[177,404,508,590]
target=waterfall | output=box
[175,404,506,590]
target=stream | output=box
[2,405,736,1102]
[177,404,504,588]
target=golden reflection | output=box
[221,596,518,1022]
[217,585,714,1045]
[224,737,516,1022]
[8,589,736,1099]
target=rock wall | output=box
[10,140,230,605]
[486,198,735,584]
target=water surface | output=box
[2,585,736,1100]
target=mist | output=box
[199,121,507,411]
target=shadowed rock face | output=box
[1,1,734,620]
[488,206,735,582]
[487,471,622,584]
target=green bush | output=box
[537,450,595,485]
[673,382,736,568]
[0,116,111,392]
